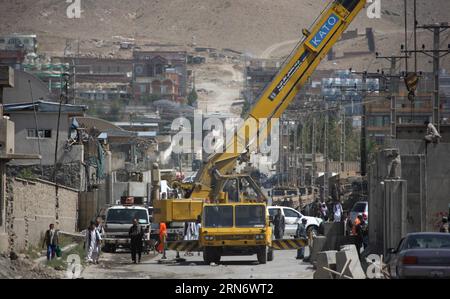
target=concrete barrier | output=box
[309,236,327,264]
[313,250,337,279]
[336,245,366,279]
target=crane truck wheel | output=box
[257,246,267,264]
[203,247,221,264]
[267,247,274,262]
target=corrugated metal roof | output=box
[4,100,87,113]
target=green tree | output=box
[187,88,198,107]
[107,100,122,122]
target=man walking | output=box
[273,209,285,240]
[85,221,101,264]
[129,218,144,264]
[333,200,343,223]
[296,218,308,260]
[42,223,59,261]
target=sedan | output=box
[388,232,450,279]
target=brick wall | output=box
[5,178,78,252]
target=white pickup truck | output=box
[267,206,323,238]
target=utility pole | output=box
[340,103,346,173]
[311,117,316,187]
[324,101,329,201]
[300,122,305,187]
[293,120,298,187]
[361,73,367,177]
[278,119,283,187]
[287,120,291,186]
[375,54,405,139]
[403,23,450,131]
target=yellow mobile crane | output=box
[155,0,366,264]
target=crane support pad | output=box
[167,240,202,252]
[271,239,308,250]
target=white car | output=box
[267,206,323,238]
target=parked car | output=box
[388,233,450,279]
[267,206,323,238]
[350,201,368,224]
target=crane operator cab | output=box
[221,176,265,203]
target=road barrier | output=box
[271,238,308,250]
[167,240,202,252]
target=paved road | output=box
[81,249,314,279]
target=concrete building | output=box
[368,132,450,255]
[0,50,26,70]
[4,100,87,166]
[0,34,37,54]
[1,69,50,104]
[52,56,133,84]
[366,71,450,145]
[132,51,188,101]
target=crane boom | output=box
[191,0,367,200]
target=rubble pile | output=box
[0,253,63,279]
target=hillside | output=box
[1,0,449,71]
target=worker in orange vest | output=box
[157,222,167,254]
[352,216,361,236]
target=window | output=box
[283,208,299,218]
[155,64,163,75]
[235,205,265,228]
[404,234,450,250]
[268,208,280,217]
[204,206,233,228]
[352,202,367,213]
[27,129,52,139]
[106,209,149,225]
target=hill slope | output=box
[1,0,449,71]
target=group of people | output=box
[310,199,344,223]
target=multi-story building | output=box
[132,51,188,102]
[366,71,450,145]
[0,34,37,54]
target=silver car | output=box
[388,233,450,279]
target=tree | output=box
[187,88,198,107]
[107,100,122,122]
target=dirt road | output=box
[81,249,314,279]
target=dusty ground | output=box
[2,0,449,72]
[194,62,244,115]
[0,254,63,279]
[81,249,314,279]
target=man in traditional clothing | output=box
[333,200,344,223]
[85,221,102,264]
[424,121,442,144]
